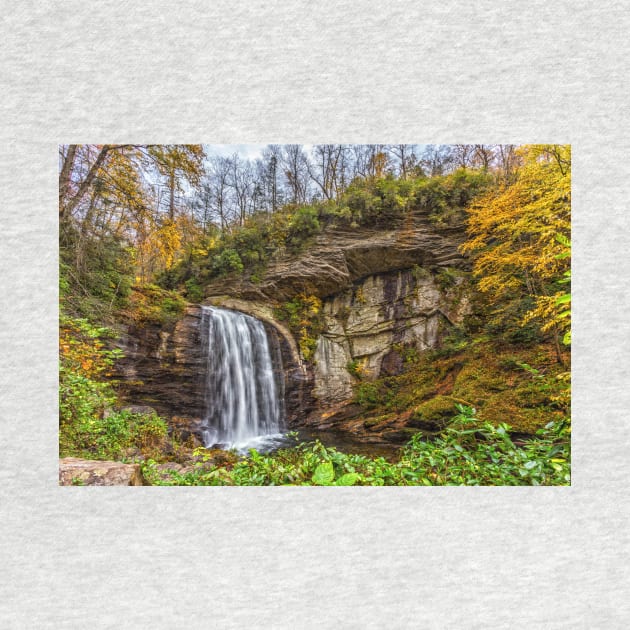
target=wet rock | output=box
[114,305,206,421]
[380,350,404,376]
[381,428,420,443]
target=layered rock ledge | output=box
[203,218,468,302]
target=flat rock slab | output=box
[59,458,145,486]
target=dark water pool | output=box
[206,429,402,462]
[260,429,402,461]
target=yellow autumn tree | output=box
[461,144,571,358]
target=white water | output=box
[200,306,285,452]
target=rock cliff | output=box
[116,217,471,443]
[310,267,469,405]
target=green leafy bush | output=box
[60,228,134,319]
[61,408,169,461]
[287,205,320,250]
[59,314,170,460]
[415,169,491,226]
[354,382,382,409]
[184,278,204,302]
[211,248,244,276]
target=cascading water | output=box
[200,306,285,452]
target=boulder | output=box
[59,458,145,486]
[407,395,456,431]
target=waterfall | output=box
[200,306,285,451]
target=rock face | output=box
[115,306,207,421]
[59,458,145,486]
[311,268,469,405]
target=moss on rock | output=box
[407,395,457,431]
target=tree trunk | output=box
[169,169,175,221]
[61,145,112,220]
[58,145,77,215]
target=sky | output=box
[204,144,316,161]
[203,144,267,161]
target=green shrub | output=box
[211,248,244,276]
[484,296,545,345]
[288,205,320,249]
[59,313,170,461]
[60,229,134,319]
[414,169,492,226]
[61,408,169,461]
[184,278,204,302]
[354,382,382,409]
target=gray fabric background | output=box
[1,1,628,627]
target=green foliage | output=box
[141,405,570,486]
[287,205,320,250]
[354,375,415,412]
[354,382,382,409]
[59,368,116,446]
[59,314,169,460]
[312,461,335,485]
[397,405,570,486]
[554,234,571,346]
[211,248,244,276]
[274,294,325,361]
[340,175,412,226]
[435,267,461,291]
[61,407,169,461]
[60,227,134,320]
[126,284,187,326]
[483,295,545,345]
[184,278,204,302]
[414,169,492,226]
